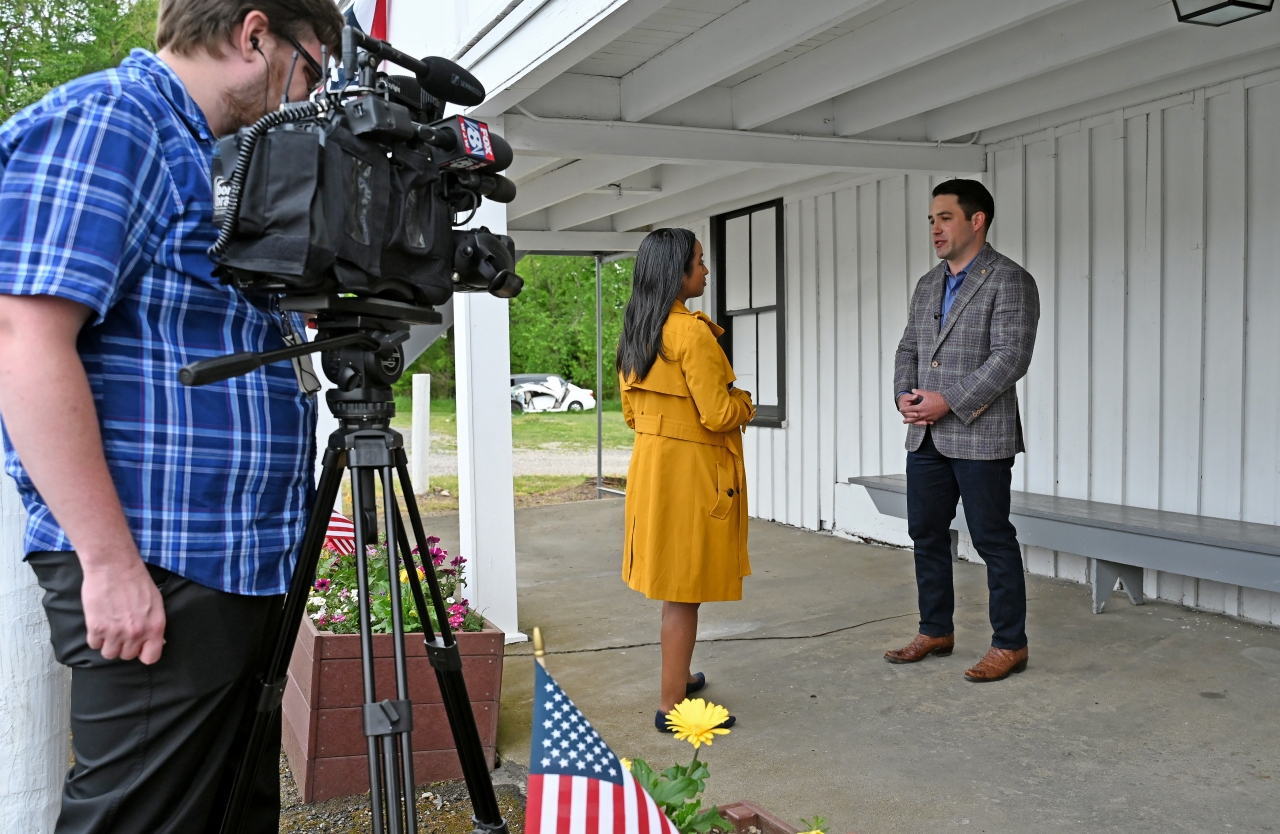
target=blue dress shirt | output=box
[0,50,317,595]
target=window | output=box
[713,199,785,427]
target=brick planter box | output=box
[282,614,503,803]
[718,801,802,834]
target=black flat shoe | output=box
[685,672,706,696]
[655,710,736,733]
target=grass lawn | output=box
[414,474,626,515]
[391,398,634,451]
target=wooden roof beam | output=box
[728,0,1086,131]
[924,10,1280,140]
[507,157,661,219]
[503,114,986,174]
[619,0,892,123]
[547,163,749,231]
[832,0,1180,137]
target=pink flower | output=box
[450,555,465,568]
[317,614,330,627]
[331,612,346,623]
[426,536,440,546]
[431,547,446,567]
[314,578,331,592]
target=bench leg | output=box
[1090,559,1145,613]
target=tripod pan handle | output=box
[179,351,270,386]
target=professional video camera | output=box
[208,25,523,308]
[188,27,523,834]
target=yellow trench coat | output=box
[620,302,756,603]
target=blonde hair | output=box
[156,0,344,56]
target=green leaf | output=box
[628,759,658,794]
[685,807,732,834]
[647,776,699,806]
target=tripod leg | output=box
[381,465,417,834]
[352,467,389,834]
[393,451,509,834]
[218,448,346,834]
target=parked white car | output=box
[510,374,596,414]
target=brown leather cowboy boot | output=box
[964,645,1029,682]
[884,632,955,664]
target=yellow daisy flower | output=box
[620,757,632,772]
[664,698,731,749]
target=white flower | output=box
[446,597,455,604]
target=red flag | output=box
[324,511,356,556]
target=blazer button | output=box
[932,361,939,367]
[727,489,735,497]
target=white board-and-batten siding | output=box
[716,68,1280,628]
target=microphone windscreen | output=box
[482,175,517,203]
[486,132,513,172]
[418,56,485,106]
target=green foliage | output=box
[510,255,634,399]
[395,255,634,402]
[1,0,159,123]
[799,817,829,834]
[396,326,456,399]
[627,758,730,834]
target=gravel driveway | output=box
[423,449,631,476]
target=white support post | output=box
[411,374,431,492]
[454,117,524,643]
[0,476,69,833]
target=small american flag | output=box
[527,663,678,834]
[324,511,356,556]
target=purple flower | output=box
[314,578,331,592]
[426,536,440,546]
[450,556,465,568]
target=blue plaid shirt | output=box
[0,50,317,595]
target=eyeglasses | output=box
[279,31,324,91]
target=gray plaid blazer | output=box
[893,244,1039,460]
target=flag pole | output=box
[532,626,547,668]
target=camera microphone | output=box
[416,56,485,107]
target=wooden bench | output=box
[848,475,1280,613]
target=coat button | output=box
[727,489,735,497]
[932,361,939,367]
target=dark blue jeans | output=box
[906,429,1027,650]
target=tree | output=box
[1,0,158,123]
[508,255,633,400]
[396,255,636,402]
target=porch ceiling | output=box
[457,0,1280,245]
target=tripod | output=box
[180,296,509,834]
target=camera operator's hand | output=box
[0,295,167,664]
[81,547,167,664]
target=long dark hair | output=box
[616,228,697,383]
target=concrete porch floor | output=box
[427,499,1280,834]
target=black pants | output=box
[905,430,1027,650]
[28,551,283,834]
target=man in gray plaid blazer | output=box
[886,179,1039,682]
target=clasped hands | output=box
[897,389,950,425]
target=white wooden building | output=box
[398,0,1280,628]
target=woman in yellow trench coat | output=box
[617,228,755,731]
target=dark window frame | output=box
[712,198,786,428]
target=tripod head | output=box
[178,296,441,420]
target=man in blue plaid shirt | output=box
[0,1,344,830]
